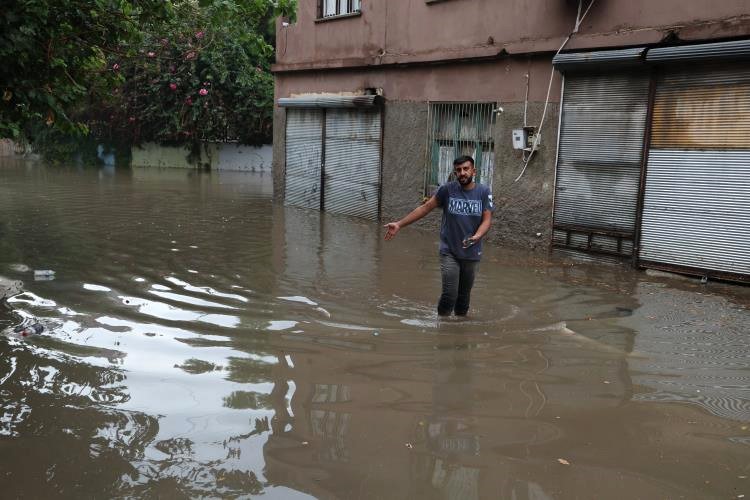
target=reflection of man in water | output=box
[384,156,493,316]
[412,341,481,500]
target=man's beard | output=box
[458,175,473,185]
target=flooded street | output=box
[0,160,749,499]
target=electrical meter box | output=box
[512,128,527,150]
[512,126,538,151]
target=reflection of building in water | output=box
[262,330,634,499]
[310,384,352,463]
[275,205,380,297]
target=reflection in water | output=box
[0,161,749,498]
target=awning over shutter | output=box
[553,47,646,71]
[647,39,750,63]
[278,95,382,109]
[555,39,750,71]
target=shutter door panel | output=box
[323,109,382,220]
[640,65,750,279]
[285,109,323,210]
[553,73,649,256]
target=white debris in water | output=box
[285,354,294,367]
[267,320,297,331]
[189,245,198,249]
[8,264,30,273]
[278,296,317,306]
[188,269,198,274]
[151,284,171,291]
[133,277,146,282]
[83,283,112,292]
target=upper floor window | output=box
[321,0,361,18]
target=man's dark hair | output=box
[453,155,475,167]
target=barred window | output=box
[321,0,361,18]
[425,102,496,195]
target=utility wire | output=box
[514,0,597,183]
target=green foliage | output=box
[274,0,298,23]
[101,1,275,148]
[0,0,171,141]
[2,0,283,163]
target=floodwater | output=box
[0,160,749,500]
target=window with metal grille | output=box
[320,0,361,17]
[425,102,496,195]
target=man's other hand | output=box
[383,222,401,240]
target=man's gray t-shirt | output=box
[435,181,493,261]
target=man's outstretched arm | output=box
[383,196,439,240]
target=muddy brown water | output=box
[0,160,749,499]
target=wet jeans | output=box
[438,253,479,316]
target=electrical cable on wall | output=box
[522,71,530,163]
[514,0,597,183]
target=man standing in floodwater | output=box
[384,155,493,316]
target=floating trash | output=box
[14,323,44,337]
[34,270,55,281]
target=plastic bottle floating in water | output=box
[14,323,44,337]
[34,270,56,281]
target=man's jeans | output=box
[438,253,478,316]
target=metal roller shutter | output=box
[285,109,324,210]
[639,64,750,281]
[553,72,650,257]
[323,108,382,220]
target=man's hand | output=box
[462,235,478,248]
[383,222,401,240]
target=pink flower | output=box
[185,96,193,105]
[195,31,205,39]
[185,51,196,61]
[169,83,177,91]
[112,63,120,71]
[147,51,156,58]
[199,88,208,96]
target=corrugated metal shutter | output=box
[553,72,650,256]
[285,109,323,210]
[323,108,382,220]
[639,64,750,281]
